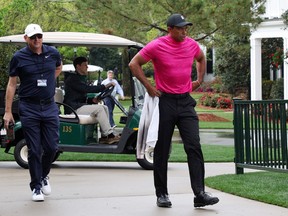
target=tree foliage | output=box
[0,44,18,89]
[70,0,266,97]
[89,48,122,71]
[0,0,267,93]
[214,35,251,97]
[72,0,265,46]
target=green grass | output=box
[64,144,233,162]
[58,144,234,162]
[199,121,233,129]
[170,144,234,162]
[0,144,235,163]
[205,172,288,208]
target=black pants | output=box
[19,100,59,191]
[154,94,205,197]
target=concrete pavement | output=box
[0,161,287,216]
[172,129,235,146]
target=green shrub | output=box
[200,93,213,106]
[210,94,219,107]
[270,78,283,99]
[262,79,274,100]
[211,83,222,93]
[0,44,18,89]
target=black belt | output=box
[21,97,54,105]
[161,92,190,99]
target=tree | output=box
[89,47,122,71]
[0,0,86,36]
[71,0,265,96]
[214,35,251,97]
[0,44,18,89]
[0,0,94,59]
[0,0,266,93]
[72,0,265,46]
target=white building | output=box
[250,0,288,100]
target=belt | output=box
[161,92,190,99]
[21,97,54,105]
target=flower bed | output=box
[199,93,232,109]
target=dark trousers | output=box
[154,94,205,197]
[19,100,59,191]
[103,97,115,127]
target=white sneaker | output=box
[41,176,51,195]
[32,188,44,202]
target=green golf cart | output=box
[0,32,153,170]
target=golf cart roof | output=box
[62,64,103,73]
[0,32,143,49]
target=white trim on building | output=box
[250,0,288,100]
[250,20,288,100]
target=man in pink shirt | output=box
[129,14,219,208]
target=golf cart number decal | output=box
[62,126,72,133]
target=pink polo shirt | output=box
[139,35,200,94]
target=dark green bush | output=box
[262,79,274,99]
[270,78,283,99]
[0,44,18,89]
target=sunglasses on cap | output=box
[29,34,43,40]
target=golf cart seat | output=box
[54,88,97,124]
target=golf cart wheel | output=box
[14,139,29,169]
[136,146,154,170]
[14,139,61,169]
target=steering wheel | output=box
[97,85,114,100]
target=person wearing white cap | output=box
[3,23,62,202]
[129,14,219,208]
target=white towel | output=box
[136,92,159,159]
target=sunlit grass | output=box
[0,144,234,163]
[206,172,288,208]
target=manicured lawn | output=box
[0,143,235,163]
[205,172,288,208]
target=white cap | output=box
[24,24,43,37]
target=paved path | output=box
[0,161,287,216]
[173,129,234,146]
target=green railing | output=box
[233,99,288,174]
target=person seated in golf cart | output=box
[63,56,120,145]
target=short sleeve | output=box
[9,55,20,77]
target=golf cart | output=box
[0,32,153,170]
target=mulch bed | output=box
[198,113,230,122]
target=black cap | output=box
[167,14,193,27]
